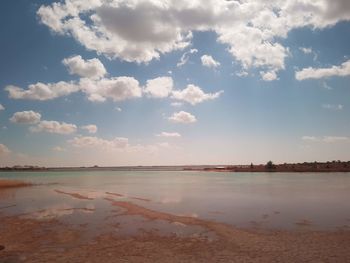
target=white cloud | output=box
[6,81,79,100]
[0,104,4,111]
[52,146,66,152]
[144,77,173,98]
[322,136,350,143]
[157,142,171,148]
[37,0,191,63]
[302,136,350,143]
[69,136,129,150]
[68,135,161,154]
[172,84,223,105]
[260,70,278,81]
[322,82,333,90]
[156,132,181,138]
[235,71,249,77]
[10,111,42,124]
[170,102,183,107]
[6,75,143,102]
[115,107,122,112]
[10,111,78,135]
[37,0,350,78]
[0,144,10,155]
[296,60,350,80]
[322,104,343,111]
[62,55,106,79]
[302,136,319,142]
[177,49,198,67]
[169,111,197,124]
[31,120,77,134]
[80,76,142,102]
[299,47,313,54]
[201,55,220,68]
[81,124,98,134]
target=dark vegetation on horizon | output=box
[1,160,350,172]
[194,160,350,173]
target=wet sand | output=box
[54,189,94,200]
[0,179,32,189]
[0,199,349,261]
[1,185,350,262]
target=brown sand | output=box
[130,196,151,202]
[0,179,32,189]
[106,191,124,197]
[104,198,253,241]
[105,192,151,202]
[1,201,350,263]
[295,219,313,226]
[54,189,94,200]
[1,189,350,262]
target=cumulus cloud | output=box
[6,74,222,105]
[31,120,77,134]
[301,136,319,142]
[296,60,350,80]
[10,111,42,124]
[6,76,143,103]
[0,104,4,111]
[322,82,332,90]
[0,144,10,155]
[10,111,78,135]
[69,136,129,150]
[37,0,350,78]
[236,71,249,77]
[299,47,313,54]
[6,81,79,100]
[37,0,191,63]
[80,77,142,102]
[172,84,223,105]
[52,146,66,152]
[81,124,98,134]
[156,132,181,138]
[68,135,161,154]
[169,111,197,124]
[62,55,106,79]
[144,77,174,98]
[177,49,198,67]
[322,104,343,110]
[201,55,220,68]
[302,136,350,143]
[170,102,183,107]
[322,136,350,143]
[260,70,278,81]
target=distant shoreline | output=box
[1,160,350,173]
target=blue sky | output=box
[0,0,350,166]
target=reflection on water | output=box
[0,171,350,233]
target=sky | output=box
[0,0,350,167]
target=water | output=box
[1,171,350,232]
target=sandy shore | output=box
[1,192,350,262]
[0,179,32,189]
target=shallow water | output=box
[1,171,350,232]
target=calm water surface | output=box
[1,171,350,232]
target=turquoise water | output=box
[1,171,350,231]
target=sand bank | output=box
[54,189,94,200]
[0,179,32,189]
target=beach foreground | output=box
[1,201,350,262]
[0,173,350,262]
